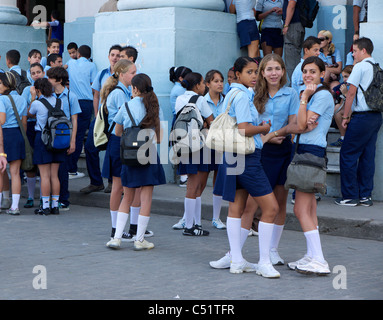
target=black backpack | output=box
[10,69,31,95]
[358,60,383,112]
[120,102,152,167]
[298,0,320,28]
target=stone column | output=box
[0,0,27,25]
[360,0,383,201]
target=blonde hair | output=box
[100,59,134,104]
[254,54,287,114]
[319,30,335,55]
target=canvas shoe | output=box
[209,253,231,269]
[7,208,20,216]
[287,255,312,270]
[256,263,280,278]
[270,248,284,265]
[230,259,258,274]
[106,238,121,249]
[68,171,85,180]
[172,218,185,230]
[360,197,373,207]
[134,239,154,251]
[334,198,359,206]
[296,258,330,275]
[212,218,226,229]
[183,225,209,236]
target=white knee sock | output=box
[212,194,222,220]
[304,229,325,262]
[11,194,20,210]
[114,212,129,239]
[110,210,118,229]
[194,196,202,226]
[136,215,150,242]
[270,224,284,250]
[130,206,140,225]
[226,217,243,264]
[184,198,196,229]
[258,221,275,265]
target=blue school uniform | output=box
[113,96,166,188]
[175,91,213,175]
[0,92,27,162]
[213,84,272,202]
[170,82,186,116]
[258,86,299,188]
[101,82,131,179]
[28,95,67,164]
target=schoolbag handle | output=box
[224,90,241,114]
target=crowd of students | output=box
[0,0,379,279]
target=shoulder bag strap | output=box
[7,95,30,145]
[225,90,241,114]
[125,102,137,127]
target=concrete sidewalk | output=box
[23,176,382,242]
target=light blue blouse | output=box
[204,92,225,119]
[0,91,27,128]
[170,82,186,115]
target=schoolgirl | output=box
[106,73,166,250]
[204,69,226,229]
[174,72,214,236]
[0,72,27,215]
[289,56,334,275]
[318,30,343,89]
[100,59,137,238]
[212,56,280,278]
[21,63,46,208]
[28,78,66,215]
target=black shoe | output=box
[183,225,209,236]
[34,207,51,216]
[50,207,60,215]
[80,184,104,194]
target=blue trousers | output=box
[340,111,382,199]
[68,99,93,173]
[59,154,70,206]
[84,119,103,186]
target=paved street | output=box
[1,203,382,301]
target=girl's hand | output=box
[302,84,317,101]
[268,135,286,144]
[67,141,75,155]
[340,84,348,96]
[259,120,271,134]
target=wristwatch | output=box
[274,131,279,137]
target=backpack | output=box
[10,69,31,95]
[120,102,153,166]
[298,0,320,28]
[93,86,124,151]
[39,98,73,153]
[169,95,205,158]
[358,61,383,112]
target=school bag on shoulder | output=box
[298,0,320,28]
[93,86,124,150]
[10,69,31,95]
[39,98,73,153]
[169,95,205,157]
[206,90,255,155]
[358,61,383,112]
[120,102,152,166]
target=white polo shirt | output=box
[347,57,375,112]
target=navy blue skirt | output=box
[121,153,166,188]
[261,138,292,189]
[177,148,210,175]
[26,121,37,148]
[33,131,66,164]
[261,28,284,48]
[214,149,273,203]
[102,134,122,179]
[4,127,25,162]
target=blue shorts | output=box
[261,28,284,48]
[237,19,260,48]
[33,131,66,165]
[121,154,166,188]
[102,134,122,179]
[216,149,273,203]
[4,127,25,162]
[261,138,292,188]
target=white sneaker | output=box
[172,218,185,230]
[209,253,231,269]
[296,258,330,275]
[287,255,312,270]
[134,239,154,251]
[106,238,121,249]
[69,171,85,180]
[248,228,258,236]
[270,248,284,265]
[230,259,258,274]
[212,218,226,229]
[256,263,280,278]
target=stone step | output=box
[327,127,341,145]
[326,146,341,167]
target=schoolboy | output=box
[65,45,98,179]
[41,38,60,69]
[46,67,82,211]
[45,53,63,72]
[337,37,382,207]
[120,45,138,62]
[67,42,78,61]
[80,44,122,194]
[27,49,42,84]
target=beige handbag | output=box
[206,90,255,155]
